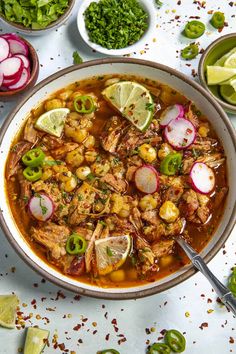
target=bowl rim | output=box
[0,58,236,299]
[76,0,156,55]
[198,32,236,114]
[0,35,39,97]
[0,0,75,33]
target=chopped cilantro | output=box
[73,51,83,64]
[99,220,107,226]
[155,0,163,6]
[86,173,95,181]
[145,102,155,111]
[106,246,113,257]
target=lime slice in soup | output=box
[102,81,154,131]
[220,85,236,105]
[24,327,50,354]
[35,108,70,137]
[214,47,236,67]
[95,235,132,275]
[0,294,19,329]
[207,66,236,85]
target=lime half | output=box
[221,75,236,91]
[207,66,236,85]
[0,294,19,329]
[35,108,70,137]
[220,85,236,105]
[24,327,50,354]
[102,81,154,131]
[95,235,132,275]
[214,47,236,67]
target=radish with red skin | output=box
[135,165,159,194]
[190,162,215,195]
[3,67,24,86]
[164,117,196,150]
[0,37,10,63]
[7,37,29,56]
[8,68,30,90]
[28,193,55,221]
[14,54,30,69]
[0,57,23,79]
[160,104,184,128]
[0,72,3,87]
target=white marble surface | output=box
[0,1,236,353]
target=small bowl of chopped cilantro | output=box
[77,0,156,55]
[0,0,76,35]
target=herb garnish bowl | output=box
[198,33,236,115]
[77,0,156,56]
[0,0,76,36]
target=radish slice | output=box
[8,68,30,90]
[135,165,159,194]
[164,117,196,150]
[0,37,10,62]
[7,38,29,56]
[160,104,184,128]
[0,57,23,79]
[190,162,215,194]
[3,68,23,86]
[0,71,3,87]
[28,193,55,221]
[14,54,30,69]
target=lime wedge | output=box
[0,294,19,329]
[206,66,236,85]
[95,235,132,275]
[35,108,70,137]
[220,85,236,105]
[102,81,154,131]
[24,327,50,354]
[214,47,236,66]
[224,51,236,68]
[220,75,236,90]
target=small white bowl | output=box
[77,0,156,55]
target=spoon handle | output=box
[176,237,236,317]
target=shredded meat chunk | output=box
[6,141,32,179]
[151,240,175,258]
[31,222,70,259]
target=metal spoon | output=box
[175,228,236,317]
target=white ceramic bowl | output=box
[77,0,156,55]
[0,59,236,299]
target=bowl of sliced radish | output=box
[0,33,39,101]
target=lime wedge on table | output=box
[224,51,236,68]
[35,108,70,137]
[0,294,19,329]
[24,327,50,354]
[214,47,236,67]
[220,85,236,105]
[206,66,236,85]
[102,81,154,131]
[95,235,132,275]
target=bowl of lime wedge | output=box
[198,33,236,114]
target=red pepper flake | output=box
[93,330,98,335]
[104,312,108,319]
[118,337,127,345]
[102,304,105,308]
[114,326,119,333]
[229,337,234,344]
[73,324,81,331]
[55,291,66,300]
[160,329,167,336]
[111,319,117,325]
[82,318,88,323]
[189,16,200,19]
[207,298,213,303]
[42,317,50,324]
[58,343,65,350]
[145,328,151,335]
[177,0,181,4]
[33,283,38,287]
[105,333,110,341]
[229,1,234,6]
[199,322,208,330]
[74,295,81,301]
[41,297,47,302]
[31,299,36,305]
[78,339,83,344]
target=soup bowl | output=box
[0,59,236,299]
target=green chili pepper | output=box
[210,12,225,29]
[184,20,205,39]
[164,330,186,353]
[66,233,87,255]
[22,148,45,167]
[160,153,182,176]
[228,267,236,296]
[181,44,199,60]
[97,350,120,354]
[74,95,95,114]
[23,166,42,182]
[149,343,171,354]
